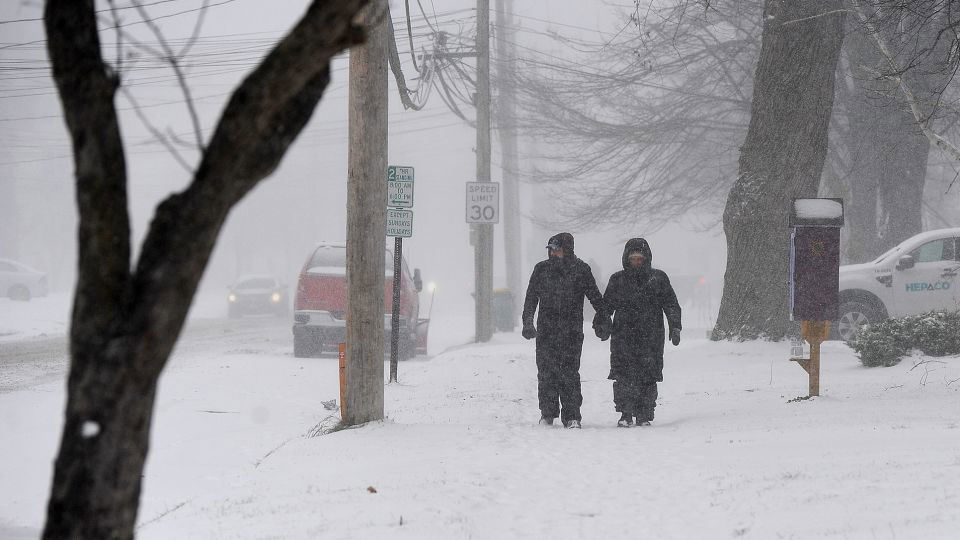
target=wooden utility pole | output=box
[474,0,494,342]
[344,3,389,425]
[495,0,522,317]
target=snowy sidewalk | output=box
[126,334,960,539]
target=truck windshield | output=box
[308,246,399,278]
[309,246,346,269]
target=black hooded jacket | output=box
[522,233,603,333]
[603,238,682,381]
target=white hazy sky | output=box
[0,1,726,327]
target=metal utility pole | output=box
[344,4,389,425]
[474,0,494,342]
[495,0,522,318]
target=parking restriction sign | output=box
[386,208,413,238]
[387,166,414,209]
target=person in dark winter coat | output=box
[522,232,605,429]
[596,238,681,427]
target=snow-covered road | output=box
[2,322,959,539]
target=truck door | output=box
[892,237,958,316]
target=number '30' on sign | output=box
[465,181,500,224]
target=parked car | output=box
[837,228,960,340]
[227,275,288,318]
[0,258,49,301]
[293,242,427,358]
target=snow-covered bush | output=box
[851,310,960,367]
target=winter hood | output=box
[546,232,576,258]
[621,238,652,270]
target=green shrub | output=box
[850,310,960,367]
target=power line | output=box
[0,0,188,25]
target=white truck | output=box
[837,227,960,340]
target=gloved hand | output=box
[595,324,611,341]
[592,312,612,341]
[670,328,681,346]
[593,319,612,341]
[522,323,538,340]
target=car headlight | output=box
[271,292,281,303]
[228,293,237,302]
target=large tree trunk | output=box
[713,0,845,340]
[840,14,930,263]
[876,111,929,249]
[42,1,369,537]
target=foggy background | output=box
[1,0,728,350]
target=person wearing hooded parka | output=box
[522,232,605,428]
[597,238,682,427]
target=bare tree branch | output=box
[132,0,206,151]
[119,86,194,173]
[854,0,960,162]
[177,0,210,58]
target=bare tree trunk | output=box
[842,73,884,263]
[495,0,523,317]
[344,3,388,425]
[846,163,880,262]
[42,1,368,537]
[877,110,929,248]
[840,13,930,263]
[714,0,845,340]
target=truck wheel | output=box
[837,301,877,342]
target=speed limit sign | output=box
[465,182,500,224]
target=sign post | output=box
[788,198,843,397]
[387,166,414,383]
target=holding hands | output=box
[592,312,612,341]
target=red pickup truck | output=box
[292,242,427,358]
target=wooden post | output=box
[792,320,831,397]
[474,0,494,343]
[344,4,388,425]
[338,342,347,418]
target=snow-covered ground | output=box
[0,289,242,343]
[0,294,72,343]
[1,321,959,539]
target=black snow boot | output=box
[617,413,634,428]
[564,419,582,429]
